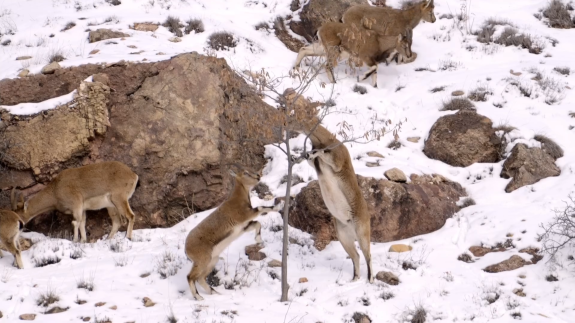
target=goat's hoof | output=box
[373,84,378,88]
[351,276,360,282]
[193,295,204,301]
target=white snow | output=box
[1,0,575,322]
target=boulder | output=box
[245,244,266,260]
[41,62,61,75]
[18,69,30,78]
[483,255,528,273]
[500,144,561,193]
[289,0,367,43]
[142,297,155,307]
[406,136,420,143]
[268,259,282,267]
[289,174,466,250]
[19,314,36,320]
[384,168,407,183]
[375,271,400,285]
[88,29,130,43]
[0,53,278,239]
[132,23,159,32]
[423,110,502,167]
[388,244,412,252]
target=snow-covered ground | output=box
[1,0,575,322]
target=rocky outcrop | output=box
[423,110,502,167]
[289,0,367,43]
[500,144,561,193]
[88,29,130,43]
[289,174,466,250]
[0,53,278,240]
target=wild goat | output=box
[11,161,139,243]
[0,209,24,269]
[295,119,373,283]
[342,0,436,62]
[185,166,280,300]
[294,22,412,87]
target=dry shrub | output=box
[429,85,446,93]
[185,18,204,34]
[457,253,474,263]
[163,16,183,37]
[255,22,270,31]
[475,18,514,43]
[534,134,564,159]
[353,84,368,95]
[61,21,76,32]
[542,0,574,29]
[207,31,237,51]
[459,197,476,208]
[468,86,493,102]
[495,27,545,54]
[554,66,570,75]
[441,97,475,111]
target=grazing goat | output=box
[294,22,412,87]
[295,120,373,283]
[185,166,280,300]
[11,161,139,243]
[0,209,24,269]
[342,0,436,62]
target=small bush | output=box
[185,18,204,34]
[475,18,515,43]
[387,139,401,150]
[430,85,446,93]
[163,16,183,37]
[441,97,475,111]
[510,311,522,320]
[380,291,395,300]
[104,15,120,24]
[353,84,368,94]
[253,182,271,199]
[207,31,237,51]
[468,86,493,102]
[402,261,417,270]
[34,255,61,267]
[77,278,94,291]
[255,22,270,31]
[554,66,570,75]
[280,174,304,186]
[546,274,559,281]
[37,288,60,307]
[1,39,11,46]
[206,268,221,287]
[48,50,65,63]
[438,60,460,71]
[325,98,336,107]
[458,253,474,263]
[542,0,574,29]
[411,306,427,323]
[459,197,476,208]
[351,312,372,323]
[105,0,121,5]
[61,21,76,32]
[495,28,546,54]
[534,134,564,159]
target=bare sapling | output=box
[184,165,281,300]
[11,161,139,243]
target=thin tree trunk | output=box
[280,134,292,302]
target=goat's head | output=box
[229,166,262,189]
[10,188,26,213]
[421,0,436,23]
[396,31,413,59]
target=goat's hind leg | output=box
[355,221,374,283]
[335,219,360,282]
[197,256,221,295]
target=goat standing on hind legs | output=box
[295,120,373,283]
[185,166,282,300]
[11,161,139,244]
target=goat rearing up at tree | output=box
[185,166,280,301]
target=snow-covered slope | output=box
[1,0,574,322]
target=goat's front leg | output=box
[244,221,263,243]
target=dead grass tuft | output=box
[534,134,564,159]
[163,16,183,37]
[554,66,570,75]
[207,31,237,51]
[542,0,574,29]
[184,18,204,34]
[61,21,76,32]
[441,97,475,111]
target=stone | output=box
[375,271,400,285]
[92,73,110,86]
[513,288,526,297]
[168,37,182,43]
[245,244,266,261]
[18,69,30,77]
[510,69,522,76]
[365,161,379,167]
[484,255,528,273]
[41,62,60,75]
[143,297,155,307]
[82,318,90,322]
[19,314,36,320]
[406,136,420,143]
[423,110,502,167]
[289,0,367,43]
[132,22,159,32]
[500,144,561,193]
[451,90,464,96]
[384,168,407,183]
[366,151,384,158]
[156,52,166,55]
[89,49,100,55]
[388,244,412,252]
[109,305,117,310]
[88,29,130,43]
[16,56,32,61]
[289,174,466,250]
[469,246,504,257]
[45,306,68,314]
[0,53,279,239]
[95,302,106,307]
[127,45,137,48]
[268,259,282,267]
[299,277,308,283]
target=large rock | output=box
[483,255,529,273]
[41,62,61,75]
[423,110,502,167]
[88,29,130,43]
[500,144,561,193]
[0,53,278,239]
[289,174,466,250]
[289,0,367,43]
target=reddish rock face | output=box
[423,110,502,167]
[289,174,466,250]
[0,53,278,240]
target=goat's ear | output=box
[228,169,237,177]
[422,0,430,8]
